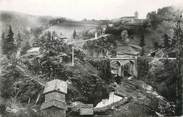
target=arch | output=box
[110,60,121,68]
[110,60,122,76]
[110,59,138,78]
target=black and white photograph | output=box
[0,0,183,116]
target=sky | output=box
[0,0,183,20]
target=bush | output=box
[137,57,152,80]
[87,58,112,83]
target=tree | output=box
[153,42,159,50]
[29,31,72,80]
[0,58,22,99]
[1,25,16,58]
[72,30,77,39]
[163,33,170,48]
[1,32,6,54]
[139,25,146,56]
[16,32,23,48]
[20,41,31,55]
[147,11,161,29]
[147,7,178,29]
[139,34,145,56]
[121,30,130,44]
[175,15,183,115]
[140,34,145,47]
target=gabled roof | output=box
[43,79,67,94]
[41,100,67,110]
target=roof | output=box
[95,92,122,109]
[41,100,67,110]
[43,79,67,94]
[80,104,93,108]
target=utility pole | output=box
[72,46,74,66]
[176,14,183,116]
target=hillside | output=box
[0,11,52,32]
[0,11,100,39]
[0,6,180,117]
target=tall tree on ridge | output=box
[73,29,77,39]
[1,25,16,58]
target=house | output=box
[119,11,145,25]
[120,16,137,24]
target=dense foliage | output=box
[20,31,110,105]
[87,58,112,83]
[83,35,116,56]
[137,57,177,102]
[0,6,181,117]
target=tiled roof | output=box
[41,100,67,110]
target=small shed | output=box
[80,104,94,116]
[41,79,67,117]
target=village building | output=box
[120,11,144,24]
[120,11,138,24]
[41,79,67,117]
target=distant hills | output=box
[0,11,52,32]
[0,11,101,38]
